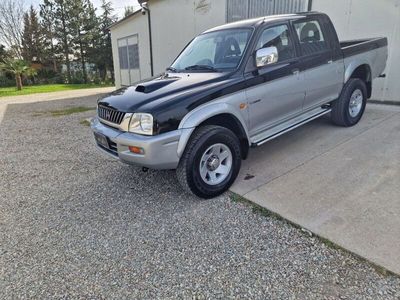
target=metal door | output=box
[227,0,309,23]
[118,35,141,86]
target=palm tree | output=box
[0,59,36,90]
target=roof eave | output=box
[108,9,142,30]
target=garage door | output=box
[227,0,309,22]
[117,35,141,86]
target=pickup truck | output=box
[91,12,388,198]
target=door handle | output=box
[327,60,333,64]
[292,68,300,75]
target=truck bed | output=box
[340,37,388,58]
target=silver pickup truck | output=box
[91,12,388,198]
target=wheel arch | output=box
[345,62,372,98]
[177,103,250,159]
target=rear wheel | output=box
[331,78,367,127]
[176,125,242,199]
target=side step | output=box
[251,107,332,147]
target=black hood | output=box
[98,72,245,134]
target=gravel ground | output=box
[0,96,399,299]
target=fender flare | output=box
[344,59,371,84]
[176,102,250,158]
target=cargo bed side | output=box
[340,37,388,58]
[341,37,388,86]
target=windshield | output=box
[170,28,252,72]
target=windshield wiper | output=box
[184,65,218,72]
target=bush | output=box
[51,74,66,84]
[0,74,15,87]
[35,69,66,84]
[70,71,85,84]
[92,75,102,84]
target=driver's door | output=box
[245,24,305,138]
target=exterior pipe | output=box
[147,7,154,76]
[308,0,313,11]
[140,2,154,77]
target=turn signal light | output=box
[129,146,144,154]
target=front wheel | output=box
[176,125,242,198]
[331,78,368,127]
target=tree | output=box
[22,6,43,63]
[52,0,74,82]
[124,6,136,17]
[0,0,25,59]
[0,44,8,61]
[40,0,58,72]
[0,59,37,90]
[91,0,117,82]
[70,0,98,83]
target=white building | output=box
[109,0,400,102]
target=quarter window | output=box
[256,24,295,62]
[293,20,328,55]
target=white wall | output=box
[111,0,227,88]
[312,0,400,102]
[150,0,227,74]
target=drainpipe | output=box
[308,0,313,11]
[140,2,154,77]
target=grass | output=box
[49,106,95,116]
[80,119,91,126]
[33,106,95,117]
[0,83,112,97]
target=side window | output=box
[293,20,328,55]
[256,24,295,62]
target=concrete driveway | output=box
[231,103,400,275]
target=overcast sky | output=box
[24,0,140,18]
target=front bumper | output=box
[90,117,181,169]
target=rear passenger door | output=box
[292,17,344,110]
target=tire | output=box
[176,125,242,199]
[331,78,368,127]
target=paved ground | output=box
[232,104,400,275]
[1,97,399,298]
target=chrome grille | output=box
[98,105,126,124]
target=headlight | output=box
[129,113,154,135]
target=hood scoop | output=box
[135,78,179,94]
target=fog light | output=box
[129,146,144,154]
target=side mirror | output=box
[255,46,279,67]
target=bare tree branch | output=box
[0,0,25,58]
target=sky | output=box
[24,0,141,18]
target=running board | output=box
[251,107,332,147]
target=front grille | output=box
[98,105,125,124]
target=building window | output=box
[227,0,309,23]
[128,44,139,69]
[118,46,128,69]
[118,36,139,70]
